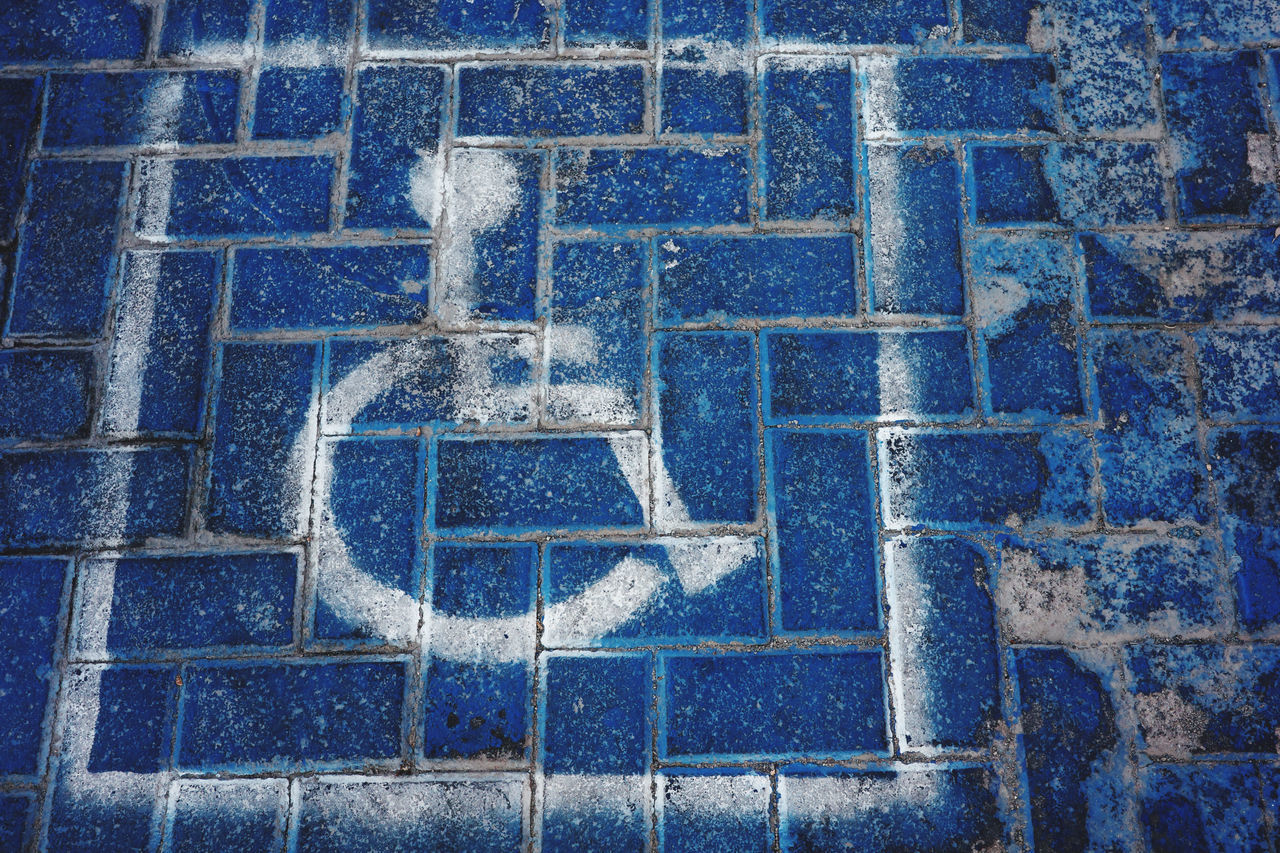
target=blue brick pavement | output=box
[0,1,1278,851]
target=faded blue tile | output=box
[1141,764,1267,853]
[45,71,240,148]
[764,329,973,422]
[458,63,645,138]
[366,0,551,50]
[663,0,748,41]
[661,770,770,853]
[761,58,855,221]
[178,660,405,770]
[264,0,352,58]
[656,332,758,525]
[0,448,190,548]
[0,557,65,776]
[658,235,857,325]
[543,774,648,853]
[1210,429,1280,632]
[1152,0,1280,48]
[763,0,947,43]
[8,159,125,338]
[346,65,444,230]
[0,349,94,441]
[231,244,432,332]
[1089,329,1209,526]
[767,430,878,633]
[959,0,1036,42]
[434,435,646,533]
[169,780,288,853]
[543,653,650,773]
[89,665,176,773]
[254,67,344,139]
[556,146,749,226]
[886,537,1000,750]
[968,144,1057,225]
[0,0,149,62]
[1196,327,1280,421]
[206,342,319,538]
[1053,0,1158,134]
[663,650,887,757]
[565,0,649,47]
[865,144,964,316]
[661,68,748,136]
[159,0,252,58]
[0,78,42,240]
[0,795,30,850]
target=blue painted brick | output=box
[661,68,748,136]
[663,0,748,41]
[0,78,42,240]
[660,770,770,853]
[1163,50,1278,222]
[968,145,1057,225]
[458,64,645,138]
[254,67,344,139]
[1054,0,1158,134]
[762,58,855,221]
[548,240,646,426]
[0,796,30,850]
[138,156,333,239]
[658,235,857,325]
[0,0,149,62]
[264,0,352,59]
[863,56,1056,135]
[160,0,252,58]
[969,234,1084,419]
[207,342,318,538]
[435,434,646,532]
[231,244,432,332]
[763,0,947,44]
[178,660,405,769]
[565,0,649,47]
[1152,0,1280,49]
[0,557,65,776]
[767,430,878,633]
[656,332,758,525]
[326,335,535,429]
[1196,327,1280,421]
[865,144,964,315]
[879,429,1094,529]
[298,778,524,852]
[366,0,550,50]
[1209,429,1280,632]
[543,653,651,773]
[765,329,973,422]
[959,0,1035,42]
[83,553,295,656]
[556,146,749,226]
[663,650,887,757]
[169,780,288,853]
[1128,644,1280,756]
[543,774,648,853]
[8,159,125,338]
[1141,765,1267,853]
[1015,648,1125,853]
[543,539,766,645]
[423,543,534,759]
[0,448,190,548]
[1089,330,1209,525]
[44,71,240,148]
[0,349,93,441]
[346,65,444,230]
[89,665,176,773]
[104,250,216,436]
[779,765,1003,853]
[315,438,424,643]
[886,537,1000,750]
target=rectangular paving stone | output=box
[865,144,964,316]
[457,63,645,139]
[365,0,551,50]
[658,235,857,325]
[1162,50,1279,222]
[663,650,887,757]
[88,664,176,773]
[968,234,1084,419]
[0,0,149,61]
[661,67,749,136]
[565,0,649,46]
[959,0,1037,43]
[779,765,1003,853]
[664,0,748,40]
[556,146,749,226]
[434,434,647,533]
[0,447,190,548]
[206,341,319,538]
[178,659,406,769]
[967,144,1058,226]
[231,244,432,332]
[1141,765,1269,853]
[160,0,252,58]
[78,553,295,658]
[660,770,770,853]
[1195,326,1280,421]
[761,58,855,221]
[763,0,947,44]
[768,430,878,634]
[0,349,93,441]
[0,78,42,240]
[879,428,1094,529]
[543,773,648,853]
[346,65,445,230]
[1151,0,1280,49]
[543,653,651,773]
[44,71,240,148]
[8,159,125,338]
[885,537,1001,750]
[1052,0,1158,134]
[168,780,288,853]
[764,329,973,422]
[1089,329,1209,526]
[137,156,333,239]
[263,0,352,61]
[1209,428,1280,632]
[862,55,1056,135]
[656,332,759,525]
[253,67,345,139]
[0,557,66,777]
